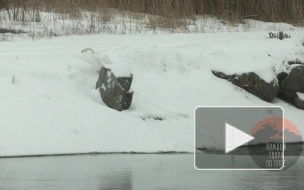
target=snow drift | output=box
[0,30,304,156]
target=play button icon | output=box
[225,123,255,154]
[195,106,284,170]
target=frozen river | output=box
[0,154,303,190]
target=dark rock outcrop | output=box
[279,65,304,98]
[277,62,304,109]
[212,71,279,102]
[95,66,134,111]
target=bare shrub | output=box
[269,31,291,40]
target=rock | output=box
[279,65,304,97]
[288,59,304,65]
[294,92,304,109]
[95,64,134,111]
[212,71,279,102]
[277,63,304,109]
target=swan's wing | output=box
[78,53,103,70]
[99,54,112,65]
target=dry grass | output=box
[0,0,304,41]
[146,16,188,30]
[1,0,304,24]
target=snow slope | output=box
[0,31,304,156]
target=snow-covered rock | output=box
[277,63,304,109]
[95,63,134,111]
[211,70,279,102]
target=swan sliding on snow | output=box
[80,48,111,72]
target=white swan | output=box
[80,48,111,72]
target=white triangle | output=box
[225,123,255,154]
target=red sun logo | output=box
[250,117,301,139]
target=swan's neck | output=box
[81,48,94,54]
